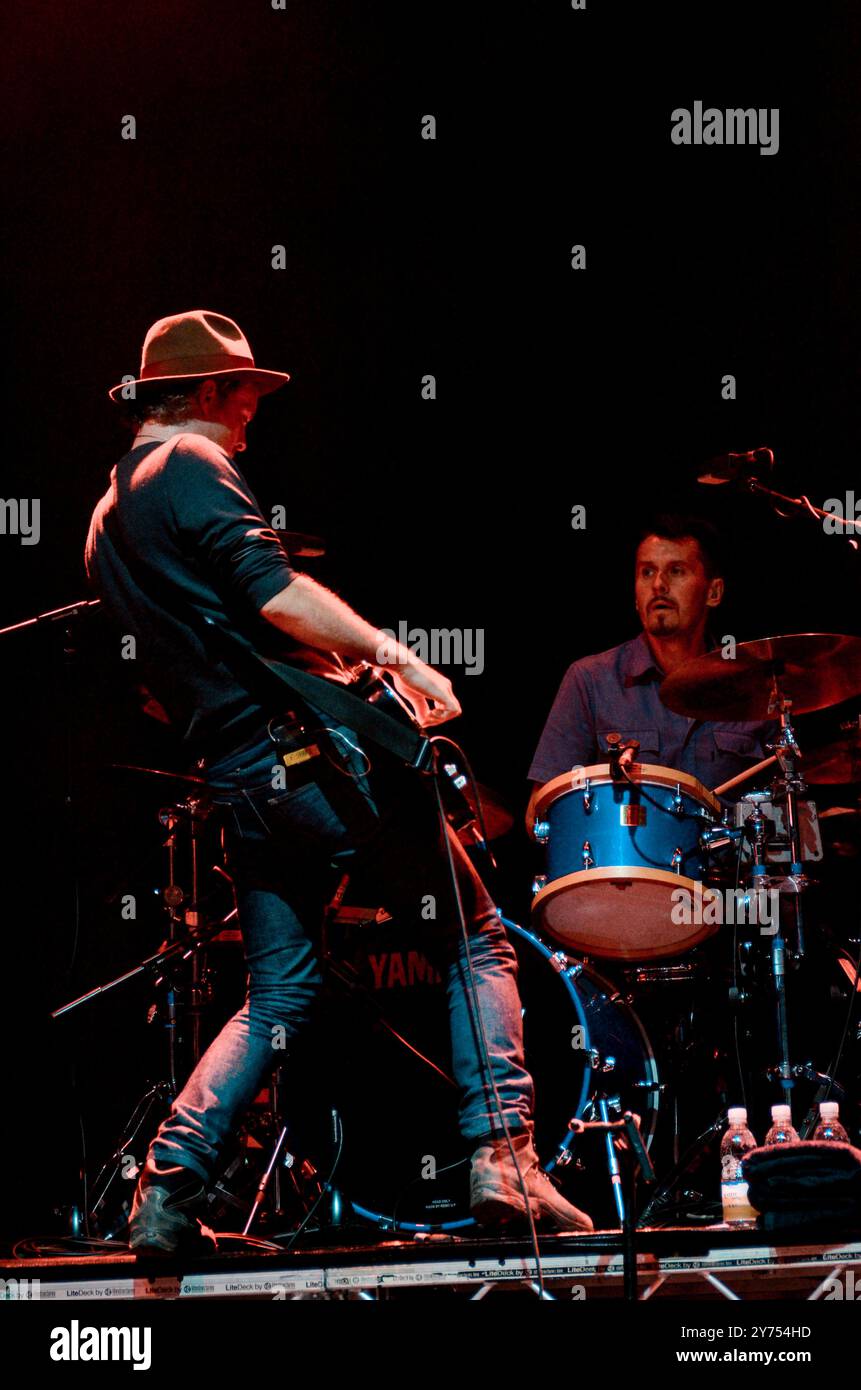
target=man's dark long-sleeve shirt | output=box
[85,433,345,758]
[527,633,774,798]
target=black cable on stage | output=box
[276,1109,344,1252]
[429,738,546,1299]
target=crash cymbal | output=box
[660,634,861,722]
[461,781,514,840]
[275,530,326,558]
[819,805,861,856]
[804,720,861,784]
[110,762,210,787]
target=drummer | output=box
[527,515,774,817]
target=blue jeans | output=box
[148,709,534,1184]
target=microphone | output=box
[697,447,774,486]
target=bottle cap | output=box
[820,1101,840,1120]
[727,1107,747,1124]
[771,1105,792,1121]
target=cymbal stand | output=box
[52,794,231,1235]
[569,1113,655,1301]
[761,683,811,1102]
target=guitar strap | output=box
[200,616,433,771]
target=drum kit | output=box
[60,631,861,1239]
[527,632,861,1224]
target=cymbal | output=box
[110,762,210,787]
[461,781,514,840]
[275,530,326,558]
[819,805,861,856]
[804,722,861,784]
[660,634,861,721]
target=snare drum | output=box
[531,763,722,960]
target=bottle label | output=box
[721,1180,758,1221]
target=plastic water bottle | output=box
[812,1101,850,1143]
[720,1107,759,1222]
[764,1104,799,1146]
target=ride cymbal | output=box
[660,634,861,721]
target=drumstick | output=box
[713,754,777,798]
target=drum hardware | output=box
[746,799,769,872]
[637,1113,727,1227]
[51,791,241,1238]
[699,824,744,854]
[586,1051,616,1074]
[625,963,697,987]
[548,949,580,976]
[568,1111,656,1300]
[660,634,861,1119]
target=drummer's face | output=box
[634,536,723,639]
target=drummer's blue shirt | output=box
[527,632,774,799]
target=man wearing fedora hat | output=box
[86,309,593,1254]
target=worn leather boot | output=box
[470,1126,594,1233]
[129,1161,217,1256]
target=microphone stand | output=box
[744,477,861,553]
[0,596,101,638]
[0,596,104,1233]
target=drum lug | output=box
[671,846,683,873]
[533,819,550,844]
[672,782,684,815]
[531,873,548,896]
[583,778,592,813]
[582,839,594,869]
[587,1051,616,1073]
[548,949,571,974]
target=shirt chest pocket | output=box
[711,729,760,761]
[596,728,660,761]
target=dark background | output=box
[2,0,860,1236]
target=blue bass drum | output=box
[531,763,722,961]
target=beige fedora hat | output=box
[109,309,291,401]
